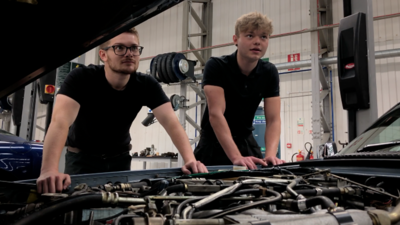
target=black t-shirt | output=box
[58,64,169,154]
[201,50,279,137]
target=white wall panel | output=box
[330,0,400,149]
[30,0,398,165]
[279,70,313,162]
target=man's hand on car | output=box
[232,156,267,170]
[181,160,209,174]
[264,155,285,165]
[37,171,71,193]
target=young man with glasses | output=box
[37,28,208,194]
[194,12,285,169]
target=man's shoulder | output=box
[68,64,104,79]
[208,54,231,65]
[259,60,277,70]
[257,60,279,75]
[134,72,157,83]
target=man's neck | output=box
[104,65,130,91]
[236,53,258,76]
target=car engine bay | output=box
[1,166,399,225]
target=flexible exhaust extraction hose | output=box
[15,193,103,225]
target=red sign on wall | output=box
[288,53,300,71]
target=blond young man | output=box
[37,28,208,193]
[194,12,285,169]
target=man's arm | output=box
[36,94,80,193]
[204,85,266,169]
[263,96,284,165]
[152,102,208,174]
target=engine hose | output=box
[165,184,186,194]
[291,196,336,210]
[295,188,341,196]
[232,188,261,196]
[182,188,261,218]
[287,178,302,198]
[128,181,149,188]
[187,207,196,219]
[139,179,169,197]
[191,182,242,209]
[175,197,204,219]
[389,202,400,224]
[206,189,282,219]
[14,193,103,225]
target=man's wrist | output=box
[40,166,58,173]
[227,152,242,162]
[182,154,196,164]
[264,151,277,158]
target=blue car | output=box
[0,129,43,181]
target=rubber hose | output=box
[139,179,169,197]
[232,189,261,196]
[291,196,336,210]
[128,181,149,188]
[176,197,204,219]
[287,178,302,197]
[15,193,103,225]
[207,189,282,219]
[166,184,186,194]
[306,196,336,209]
[187,208,196,219]
[295,188,340,196]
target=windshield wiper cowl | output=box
[357,141,400,152]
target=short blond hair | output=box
[235,12,273,37]
[99,27,139,49]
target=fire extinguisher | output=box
[309,150,314,159]
[296,150,304,161]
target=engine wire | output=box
[329,174,399,199]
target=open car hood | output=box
[0,0,183,98]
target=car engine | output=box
[1,167,399,225]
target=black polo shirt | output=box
[58,64,169,154]
[201,50,279,138]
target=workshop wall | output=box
[111,0,400,163]
[210,0,399,160]
[30,0,399,166]
[130,2,204,158]
[330,0,400,152]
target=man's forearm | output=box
[209,114,242,161]
[264,119,281,157]
[41,123,69,172]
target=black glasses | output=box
[103,45,144,56]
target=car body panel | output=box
[0,130,43,180]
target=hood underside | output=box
[0,0,183,98]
